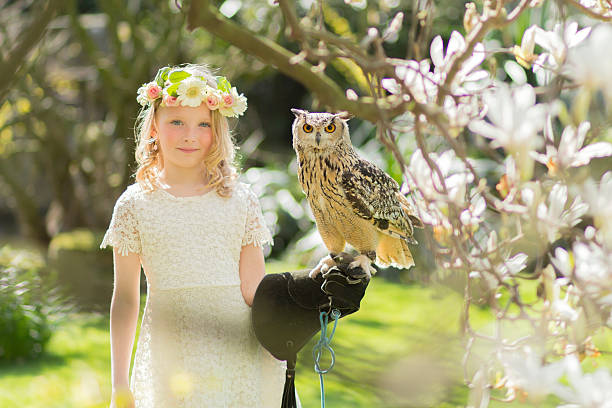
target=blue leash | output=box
[312,308,341,408]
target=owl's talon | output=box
[309,255,337,279]
[348,254,376,280]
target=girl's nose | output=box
[183,129,198,141]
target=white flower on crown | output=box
[177,77,208,108]
[136,84,150,106]
[222,87,247,118]
[217,87,247,117]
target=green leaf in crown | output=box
[155,66,171,87]
[217,76,232,93]
[166,83,180,97]
[169,70,191,83]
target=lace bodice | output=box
[100,181,273,290]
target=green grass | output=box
[1,267,611,407]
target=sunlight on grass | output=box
[1,270,610,407]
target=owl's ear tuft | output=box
[291,108,308,118]
[335,111,354,121]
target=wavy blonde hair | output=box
[133,64,238,197]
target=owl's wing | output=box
[341,158,423,242]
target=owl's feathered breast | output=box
[296,145,352,208]
[296,142,420,241]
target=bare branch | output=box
[562,0,612,21]
[0,0,62,97]
[186,0,407,122]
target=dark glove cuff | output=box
[252,260,369,363]
[251,272,324,362]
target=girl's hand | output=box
[109,387,135,408]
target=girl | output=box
[100,63,301,407]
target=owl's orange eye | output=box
[303,124,314,133]
[324,123,336,133]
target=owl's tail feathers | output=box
[375,234,415,269]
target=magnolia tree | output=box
[185,0,612,405]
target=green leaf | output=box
[169,70,191,83]
[217,76,232,93]
[166,83,179,97]
[155,67,171,87]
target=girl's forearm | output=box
[109,297,140,389]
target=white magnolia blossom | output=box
[468,82,547,177]
[554,355,612,407]
[578,0,612,17]
[468,229,528,288]
[499,347,566,402]
[582,172,612,248]
[551,293,579,323]
[469,234,528,284]
[382,30,488,104]
[568,24,612,100]
[551,238,612,304]
[533,21,591,73]
[443,95,482,136]
[430,30,489,93]
[536,183,588,244]
[459,192,486,227]
[382,59,438,104]
[546,270,580,323]
[406,148,474,210]
[469,82,546,152]
[493,156,532,214]
[512,25,538,68]
[532,118,612,174]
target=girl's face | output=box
[154,104,214,173]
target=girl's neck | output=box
[158,167,208,189]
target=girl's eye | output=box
[170,120,183,126]
[200,122,211,128]
[303,124,313,133]
[324,123,336,133]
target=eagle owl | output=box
[291,109,424,279]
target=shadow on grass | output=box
[0,351,68,375]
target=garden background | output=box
[1,0,611,407]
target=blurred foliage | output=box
[48,228,105,253]
[0,245,75,364]
[0,0,464,276]
[48,229,125,312]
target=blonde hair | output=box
[133,63,238,197]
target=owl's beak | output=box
[315,132,321,145]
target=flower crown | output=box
[136,66,247,118]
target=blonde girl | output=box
[101,63,298,408]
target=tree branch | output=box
[0,0,62,97]
[186,0,406,122]
[562,0,612,21]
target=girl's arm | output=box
[238,243,266,307]
[109,247,141,392]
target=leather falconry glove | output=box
[251,253,369,408]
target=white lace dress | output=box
[100,181,301,408]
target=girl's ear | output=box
[291,108,308,118]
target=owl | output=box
[291,109,424,279]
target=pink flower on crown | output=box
[205,89,221,110]
[146,83,162,101]
[219,87,247,117]
[162,93,179,107]
[221,93,234,107]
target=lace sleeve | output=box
[242,187,273,248]
[100,188,142,256]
